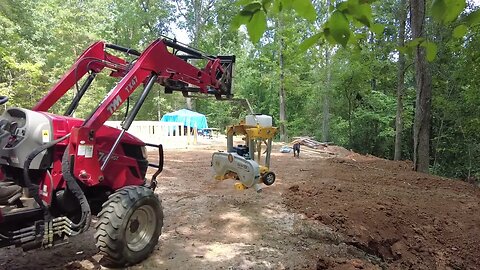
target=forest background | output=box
[0,0,479,180]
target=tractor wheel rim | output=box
[266,174,274,184]
[125,204,156,252]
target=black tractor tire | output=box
[262,172,276,186]
[94,186,163,267]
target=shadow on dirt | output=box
[0,229,99,270]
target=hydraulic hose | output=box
[23,134,71,212]
[23,133,92,232]
[61,148,91,232]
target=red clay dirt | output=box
[0,141,478,270]
[284,146,480,270]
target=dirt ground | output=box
[0,140,479,270]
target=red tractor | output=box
[0,38,234,266]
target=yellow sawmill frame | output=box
[226,121,277,169]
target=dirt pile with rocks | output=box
[1,141,478,270]
[284,150,480,269]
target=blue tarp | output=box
[160,109,208,130]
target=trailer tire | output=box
[262,172,276,186]
[94,186,163,267]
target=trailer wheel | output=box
[262,172,276,186]
[94,186,163,267]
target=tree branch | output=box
[175,0,187,19]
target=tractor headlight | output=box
[141,146,148,159]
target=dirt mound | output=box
[1,142,478,270]
[283,154,480,269]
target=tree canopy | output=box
[0,0,479,180]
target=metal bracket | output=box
[145,143,163,191]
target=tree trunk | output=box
[322,0,331,143]
[279,36,287,142]
[322,46,330,143]
[277,17,287,142]
[411,0,432,173]
[348,97,352,147]
[157,87,162,121]
[394,0,407,161]
[185,0,204,111]
[186,98,193,110]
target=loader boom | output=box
[0,37,234,263]
[33,38,235,187]
[33,41,130,112]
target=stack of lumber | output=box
[291,137,327,148]
[290,137,336,156]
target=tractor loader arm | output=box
[60,38,235,187]
[0,37,235,261]
[33,41,131,112]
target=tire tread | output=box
[94,186,163,267]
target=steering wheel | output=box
[0,96,8,105]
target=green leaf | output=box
[323,26,337,45]
[358,4,373,23]
[234,1,262,30]
[236,0,256,6]
[243,2,262,11]
[329,3,335,12]
[432,0,466,24]
[465,9,480,26]
[443,0,466,23]
[355,32,368,40]
[397,46,408,54]
[262,0,273,11]
[329,10,351,47]
[231,13,252,28]
[246,10,267,43]
[407,37,425,47]
[239,9,255,16]
[299,33,323,51]
[397,46,413,57]
[370,23,384,36]
[431,0,446,22]
[355,5,373,26]
[272,0,283,12]
[347,32,358,44]
[353,18,365,28]
[346,1,372,27]
[453,24,468,38]
[336,2,349,11]
[346,0,360,15]
[421,41,438,62]
[292,0,316,22]
[281,0,294,10]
